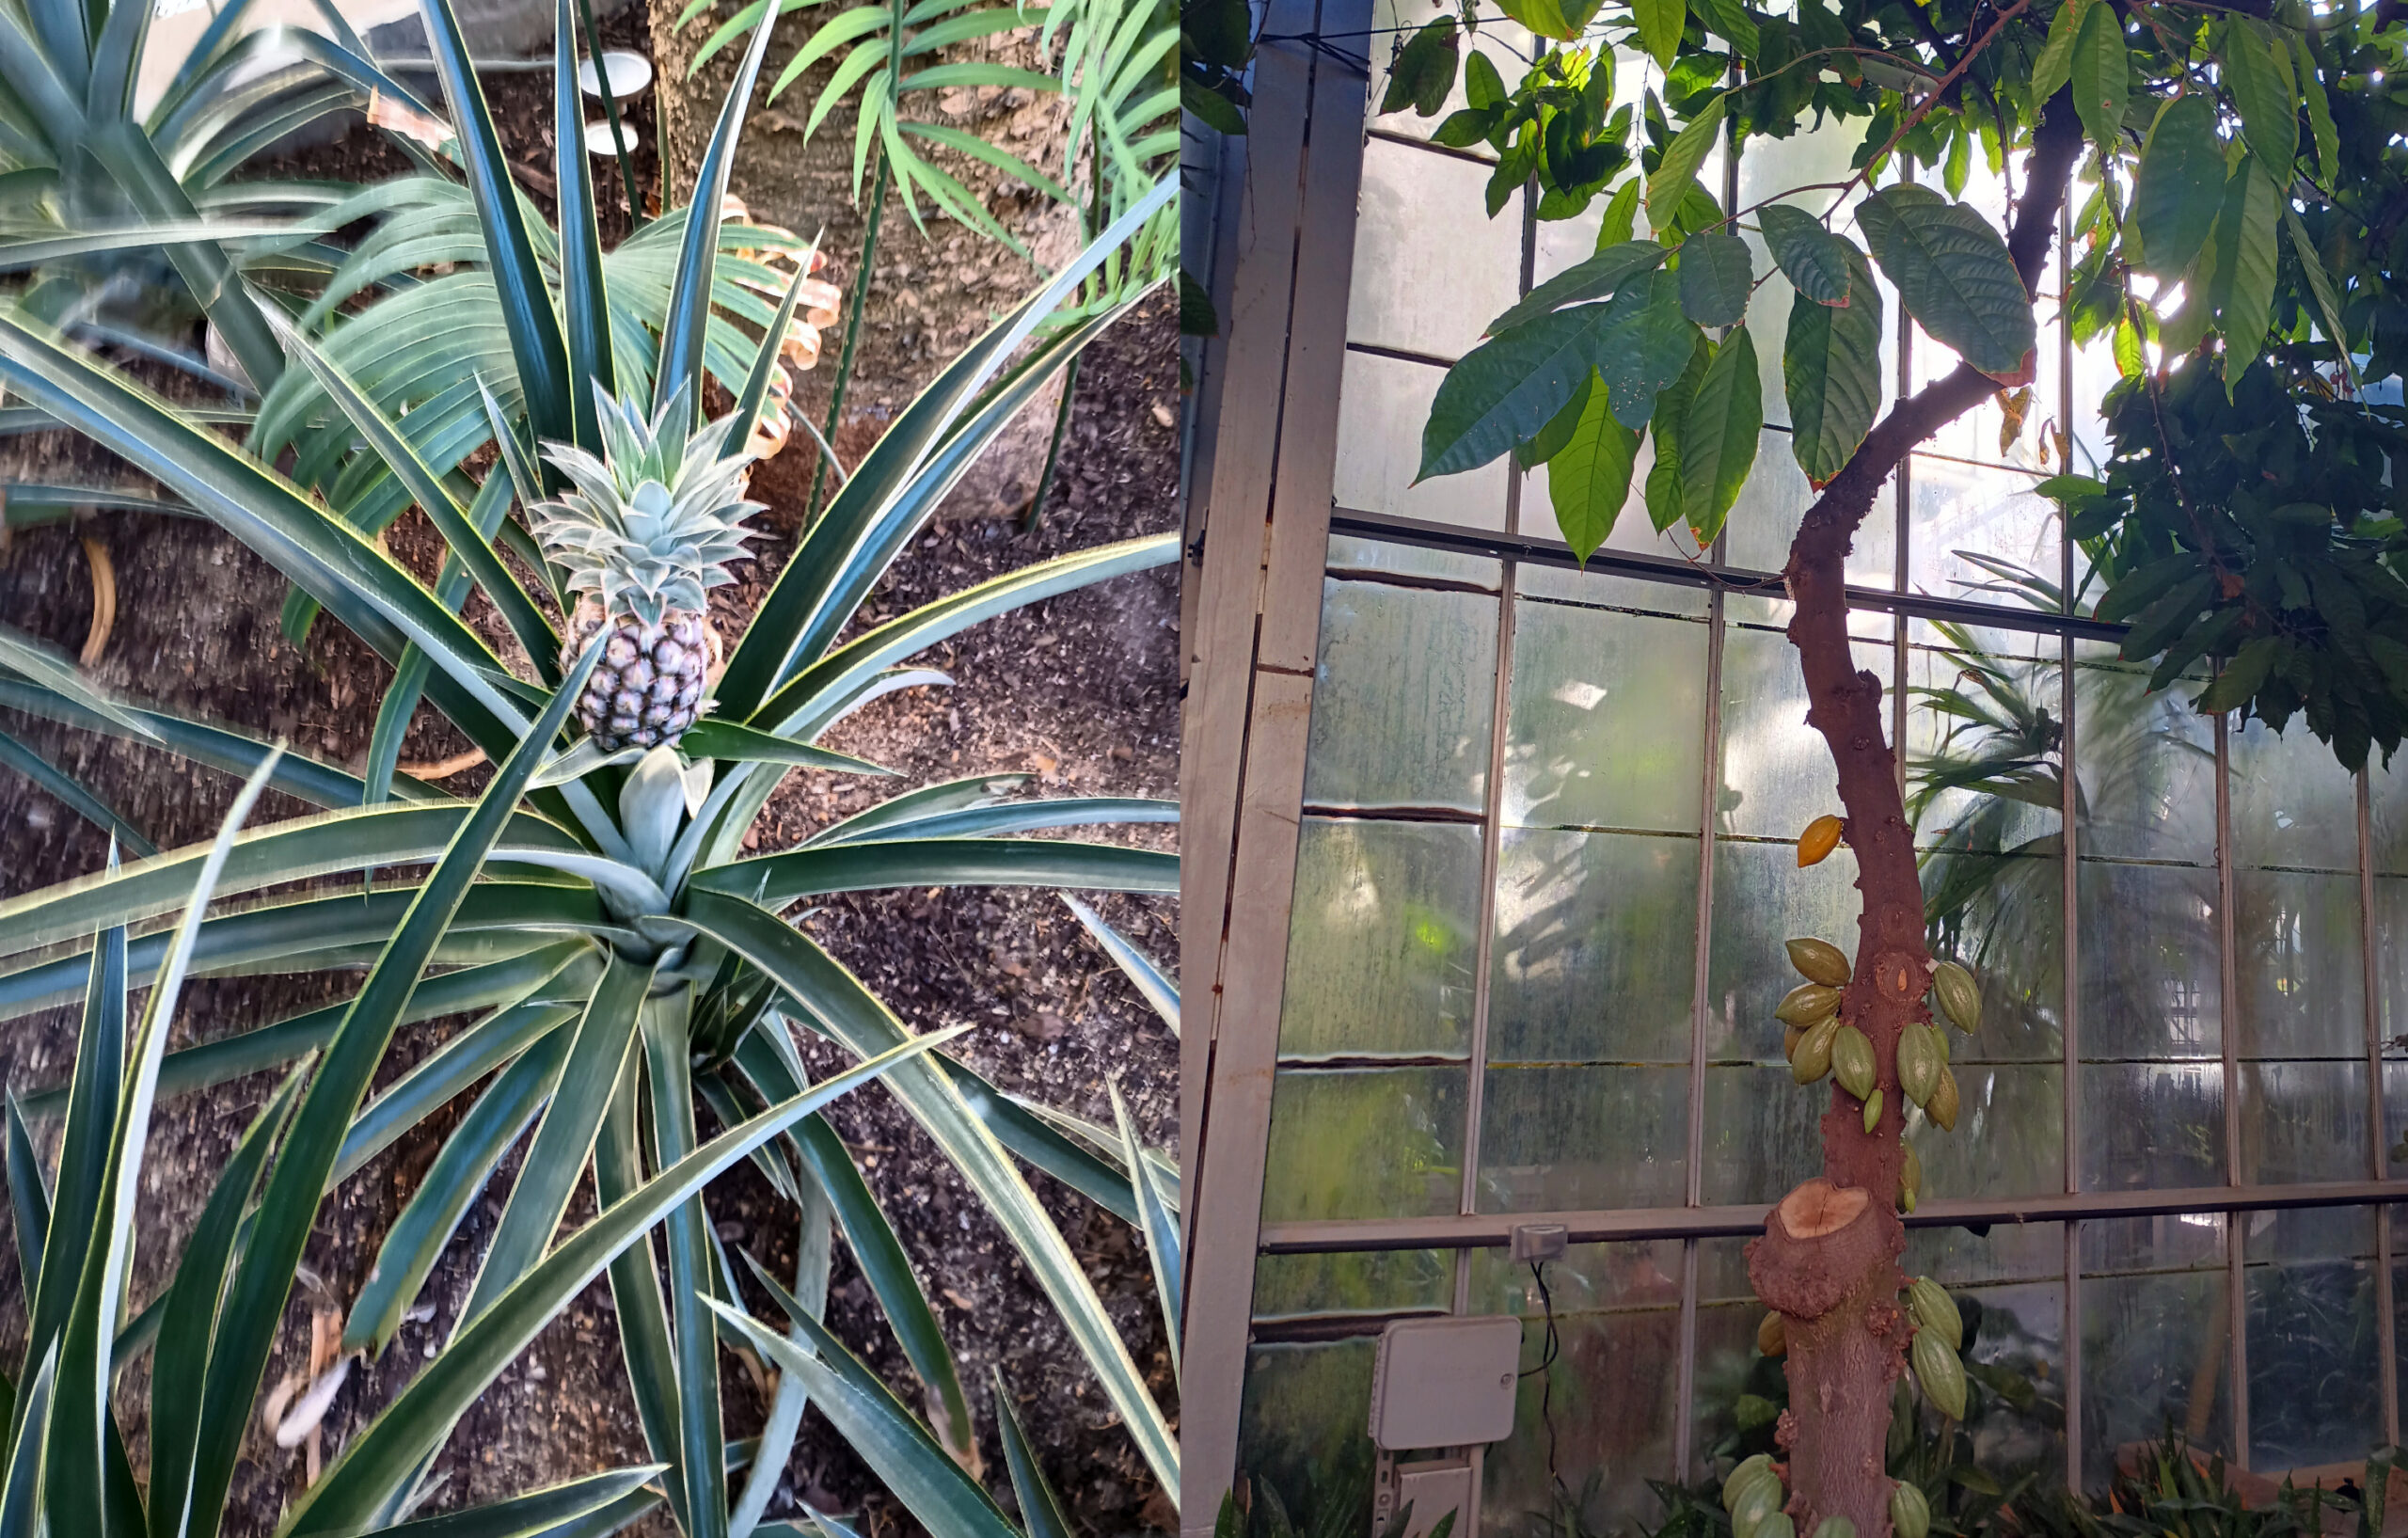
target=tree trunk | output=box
[1743,89,2084,1538]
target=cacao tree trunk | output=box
[1743,88,2084,1538]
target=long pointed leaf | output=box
[1059,894,1175,1034]
[0,731,156,856]
[691,836,1175,907]
[1109,1083,1178,1382]
[991,1371,1075,1538]
[657,5,781,432]
[555,0,611,446]
[642,985,726,1538]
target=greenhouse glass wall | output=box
[1180,5,2408,1535]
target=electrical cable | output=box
[1520,1259,1568,1507]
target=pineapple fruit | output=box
[531,385,765,752]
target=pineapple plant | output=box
[532,384,765,752]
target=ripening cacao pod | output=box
[1927,1064,1961,1131]
[1798,814,1845,867]
[1897,1023,1942,1107]
[1814,1519,1857,1538]
[1911,1324,1969,1419]
[1932,960,1982,1034]
[1891,1483,1931,1538]
[1758,1310,1786,1357]
[1792,1017,1840,1084]
[1862,1086,1884,1133]
[1722,1454,1775,1512]
[1776,982,1844,1026]
[1785,1022,1807,1060]
[1785,937,1851,988]
[1831,1023,1877,1102]
[1908,1276,1962,1351]
[1732,1468,1784,1538]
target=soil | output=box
[0,34,1179,1532]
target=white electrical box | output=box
[1368,1315,1523,1451]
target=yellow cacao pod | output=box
[1723,1454,1776,1512]
[1891,1483,1931,1538]
[1911,1325,1968,1419]
[1831,1023,1877,1102]
[1792,1016,1840,1084]
[1927,1064,1961,1132]
[1897,1023,1942,1107]
[1798,814,1846,867]
[1758,1309,1787,1356]
[1862,1086,1884,1134]
[1932,960,1982,1034]
[1776,982,1844,1026]
[1785,937,1851,988]
[1909,1276,1962,1351]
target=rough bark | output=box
[1744,88,2084,1538]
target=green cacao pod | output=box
[1910,1325,1969,1419]
[1776,982,1844,1026]
[1722,1454,1775,1512]
[1861,1086,1884,1133]
[1891,1483,1931,1538]
[1902,1182,1917,1213]
[1934,1021,1950,1065]
[1932,960,1982,1034]
[1814,1519,1857,1538]
[1758,1310,1786,1357]
[1792,1017,1840,1085]
[1785,937,1851,988]
[1784,1022,1807,1060]
[1758,1515,1797,1538]
[1831,1023,1877,1102]
[1926,1064,1961,1131]
[1897,1023,1941,1107]
[1732,1467,1784,1538]
[1908,1276,1961,1351]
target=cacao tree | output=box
[1398,0,2408,1528]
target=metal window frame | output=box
[1180,29,2408,1525]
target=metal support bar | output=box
[2215,710,2251,1466]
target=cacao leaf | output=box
[1679,231,1754,327]
[2134,94,2223,277]
[1486,240,1665,337]
[1757,204,1853,305]
[1546,371,1641,560]
[1604,270,1703,429]
[2222,17,2297,178]
[1418,306,1616,480]
[2209,158,2280,392]
[1647,94,1725,234]
[1634,0,1684,66]
[1783,247,1883,484]
[1380,17,1459,118]
[1856,184,2035,379]
[1677,322,1761,541]
[2068,0,2126,151]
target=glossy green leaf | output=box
[1545,368,1639,562]
[1676,322,1760,543]
[639,986,728,1538]
[2294,34,2336,189]
[1379,17,1456,117]
[1784,247,1883,484]
[657,4,780,432]
[1678,230,1752,327]
[555,0,611,448]
[1599,268,1701,429]
[0,1343,55,1537]
[1108,1083,1179,1381]
[378,1467,670,1538]
[2222,18,2297,180]
[2030,0,2087,103]
[1642,335,1709,533]
[593,1050,689,1535]
[1646,93,1722,233]
[2133,94,2225,278]
[0,625,158,743]
[679,718,891,777]
[1755,204,1852,306]
[1633,0,1682,67]
[2068,0,2125,151]
[2285,204,2355,383]
[1856,183,2035,380]
[692,836,1176,907]
[2209,158,2279,389]
[1484,240,1664,338]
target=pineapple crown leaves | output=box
[531,381,767,626]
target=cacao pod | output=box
[1891,1483,1931,1538]
[1785,937,1851,988]
[1933,960,1981,1034]
[1911,1325,1969,1419]
[1776,982,1844,1026]
[1831,1023,1877,1102]
[1903,1141,1923,1198]
[1785,1022,1807,1060]
[1798,814,1845,867]
[1732,1468,1784,1538]
[1927,1065,1960,1131]
[1902,1183,1917,1213]
[1758,1310,1786,1357]
[1897,1023,1941,1107]
[1814,1521,1858,1538]
[1792,1017,1840,1084]
[1759,1516,1797,1538]
[1723,1454,1775,1511]
[1908,1276,1961,1351]
[1862,1086,1884,1134]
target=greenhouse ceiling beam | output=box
[1328,509,2136,643]
[1258,1176,2408,1254]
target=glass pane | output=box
[1336,348,1512,526]
[2369,757,2408,875]
[1903,1062,2064,1201]
[1906,1215,2065,1289]
[2080,1214,2234,1476]
[1252,1250,1452,1321]
[1327,531,1504,590]
[1908,457,2061,603]
[2232,868,2365,1060]
[2237,1060,2370,1186]
[1699,1063,1828,1206]
[1514,542,1710,616]
[2242,1207,2380,1469]
[1703,839,1863,1061]
[1476,1063,1689,1212]
[1305,579,1497,813]
[1719,620,1895,842]
[1907,619,2063,855]
[2078,860,2221,1060]
[1691,1235,1782,1479]
[2078,1062,2226,1193]
[1348,135,1527,362]
[1954,1275,2068,1481]
[2074,647,2217,864]
[1491,827,1698,1065]
[1259,1065,1469,1223]
[2376,878,2408,1054]
[1922,850,2065,1063]
[1504,599,1709,832]
[1238,1339,1379,1531]
[1279,817,1483,1060]
[1724,431,1898,589]
[2231,715,2360,872]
